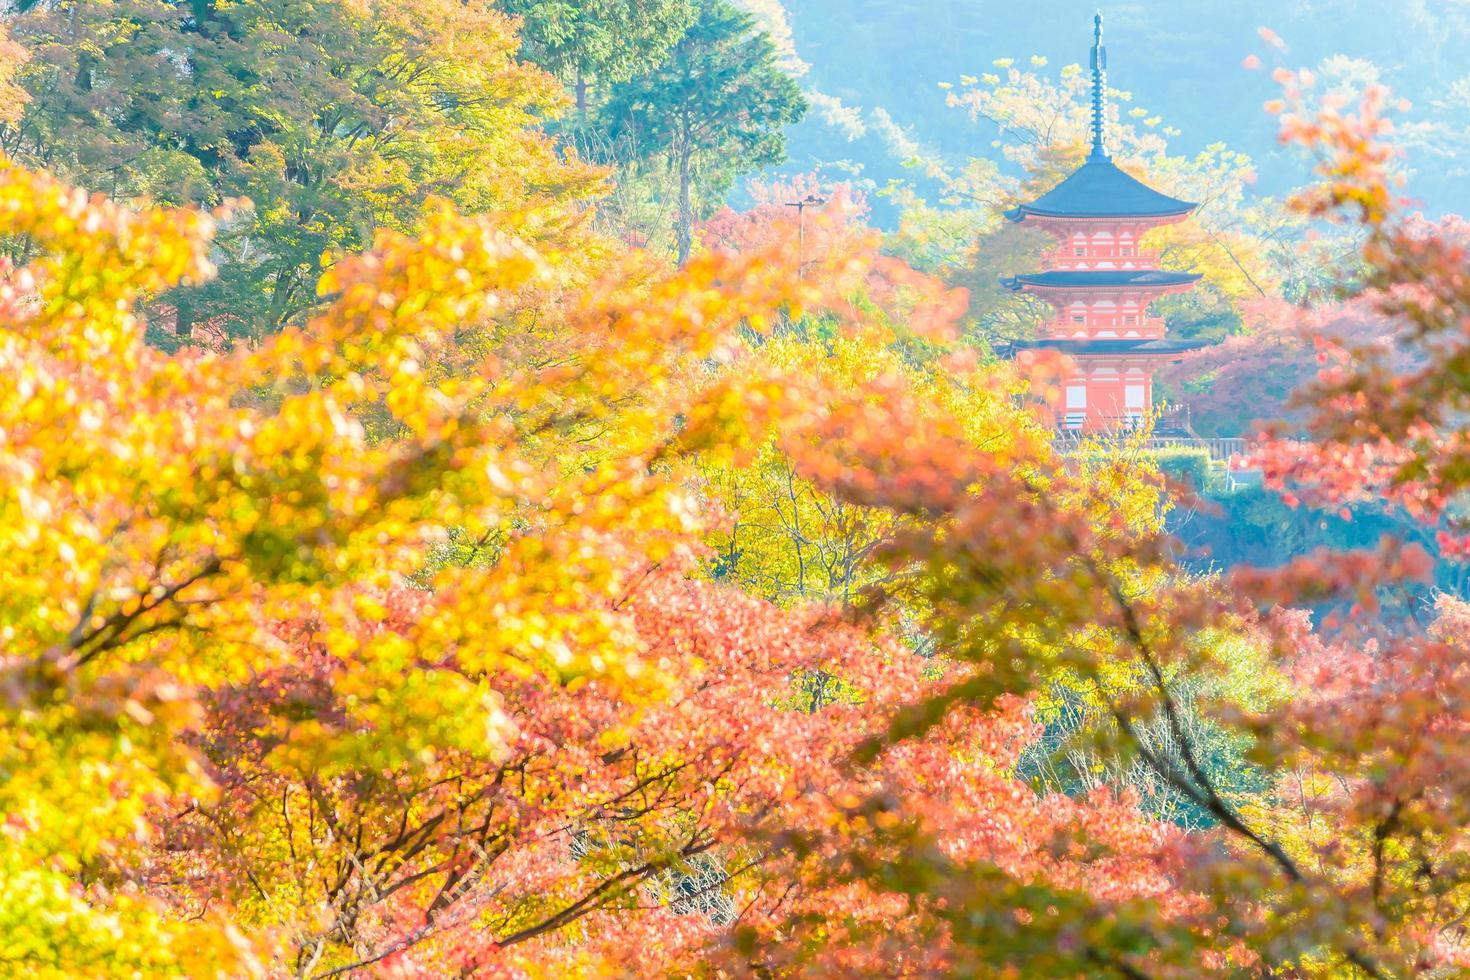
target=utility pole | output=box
[784,193,827,281]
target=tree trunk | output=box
[188,0,212,33]
[75,52,94,93]
[175,291,195,342]
[676,128,693,267]
[574,73,588,118]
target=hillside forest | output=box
[3,1,1470,977]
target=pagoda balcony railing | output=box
[1042,316,1167,338]
[1040,250,1163,271]
[1050,405,1254,468]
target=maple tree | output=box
[10,6,1470,977]
[1153,295,1404,437]
[1233,74,1470,970]
[0,138,826,970]
[735,56,1470,978]
[697,177,1010,607]
[0,133,1201,975]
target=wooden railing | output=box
[1039,250,1163,270]
[1147,436,1250,462]
[1052,423,1252,466]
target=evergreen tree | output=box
[600,0,805,264]
[497,0,696,113]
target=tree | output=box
[600,0,805,265]
[19,16,1470,977]
[0,21,28,125]
[497,0,696,113]
[0,141,847,969]
[1152,294,1416,437]
[696,178,1016,609]
[0,146,1200,976]
[726,61,1470,978]
[3,0,598,339]
[699,173,870,265]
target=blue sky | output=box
[754,0,1470,221]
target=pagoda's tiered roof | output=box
[1006,156,1196,222]
[1001,269,1202,291]
[1008,338,1208,356]
[998,13,1210,376]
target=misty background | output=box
[754,0,1470,223]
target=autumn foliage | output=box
[5,8,1470,980]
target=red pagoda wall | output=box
[1060,364,1151,430]
[1025,215,1195,431]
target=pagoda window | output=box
[1071,315,1086,324]
[1125,385,1146,410]
[1073,246,1086,256]
[1066,385,1087,410]
[1123,315,1137,325]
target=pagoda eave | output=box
[1002,271,1202,290]
[1004,154,1199,225]
[1011,338,1208,358]
[1006,206,1195,224]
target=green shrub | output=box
[1150,446,1219,493]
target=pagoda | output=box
[1002,13,1205,432]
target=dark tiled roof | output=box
[1006,157,1197,220]
[1007,338,1209,356]
[1002,270,1203,290]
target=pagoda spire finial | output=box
[1089,10,1109,160]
